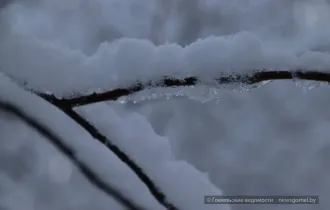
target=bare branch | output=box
[0,99,144,210]
[37,70,330,108]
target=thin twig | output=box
[37,70,330,108]
[0,99,145,210]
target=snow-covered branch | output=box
[58,107,178,210]
[36,70,330,108]
[5,74,179,210]
[0,99,144,210]
[4,68,330,210]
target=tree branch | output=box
[37,70,330,108]
[0,99,144,210]
[60,107,178,210]
[3,74,179,210]
[9,69,330,210]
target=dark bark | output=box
[37,70,330,108]
[0,100,144,210]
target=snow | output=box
[2,0,330,95]
[1,0,330,210]
[0,76,167,210]
[76,103,229,210]
[131,81,330,210]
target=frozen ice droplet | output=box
[295,80,327,91]
[113,79,275,105]
[231,80,273,93]
[254,80,273,88]
[117,99,127,104]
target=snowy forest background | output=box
[1,0,330,210]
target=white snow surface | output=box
[0,75,169,210]
[1,0,330,210]
[2,0,330,95]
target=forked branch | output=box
[5,74,179,210]
[0,100,144,210]
[10,69,330,210]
